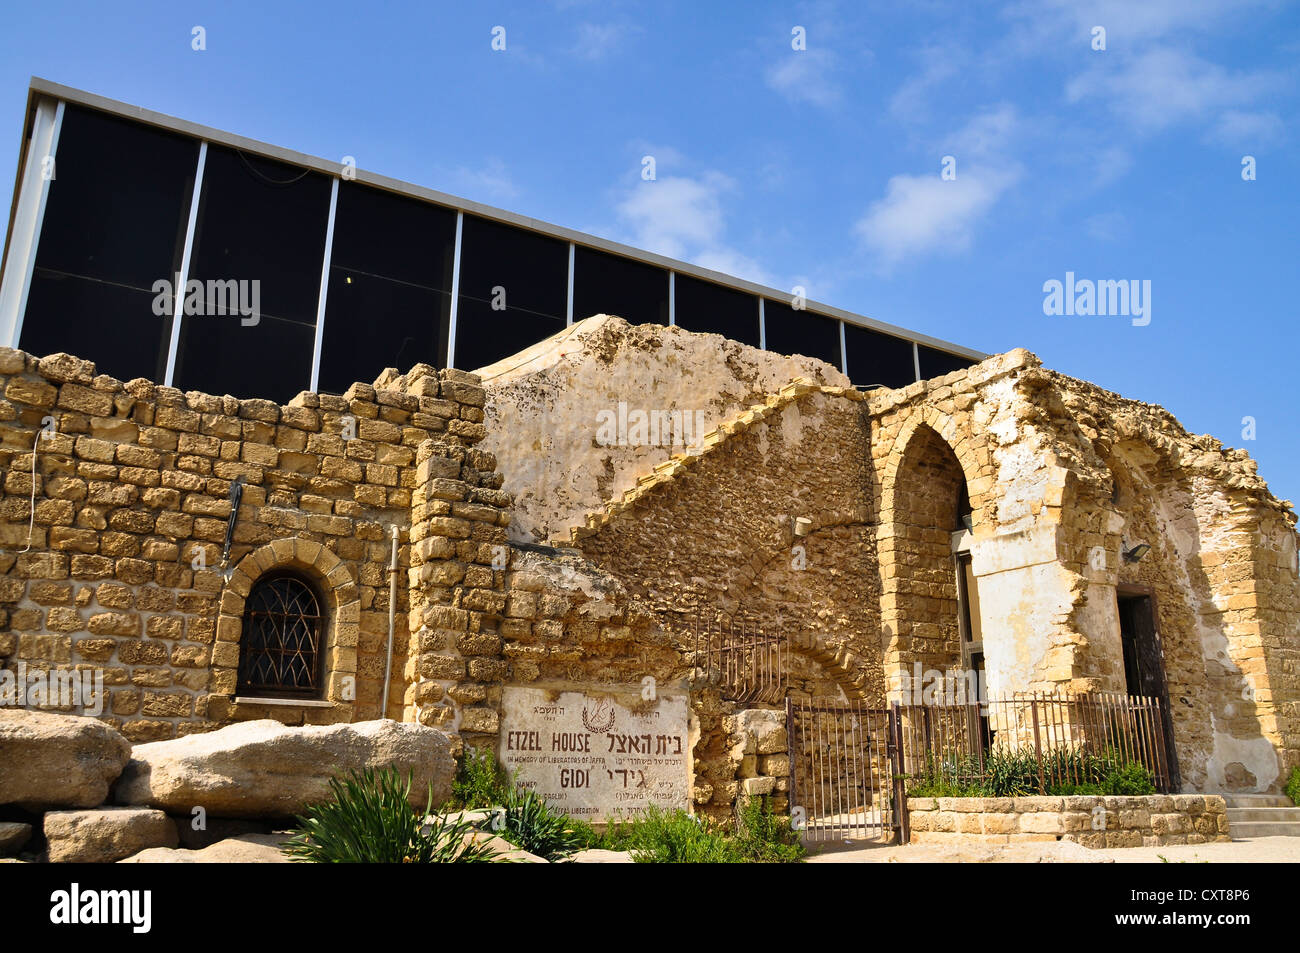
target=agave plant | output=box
[283,766,502,863]
[501,785,586,861]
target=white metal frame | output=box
[308,177,340,392]
[0,97,63,349]
[668,271,675,326]
[162,141,208,387]
[758,298,766,350]
[446,211,464,368]
[565,242,574,326]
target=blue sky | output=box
[1,1,1297,503]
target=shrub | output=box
[283,766,502,863]
[501,786,587,861]
[732,795,805,863]
[1101,761,1156,795]
[616,806,743,863]
[1287,767,1300,807]
[449,745,512,809]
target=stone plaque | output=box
[498,685,690,821]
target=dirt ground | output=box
[805,836,1300,863]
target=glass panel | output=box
[673,274,759,347]
[763,300,842,369]
[174,145,331,402]
[918,345,976,380]
[842,324,916,389]
[454,214,567,371]
[317,183,457,393]
[572,245,669,326]
[20,104,198,383]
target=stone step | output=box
[1219,793,1293,808]
[1229,820,1300,839]
[1225,807,1300,823]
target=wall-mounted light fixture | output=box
[793,517,812,538]
[1123,543,1150,563]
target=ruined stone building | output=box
[1,80,1296,818]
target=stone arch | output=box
[210,538,361,717]
[876,414,985,698]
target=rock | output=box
[44,807,178,863]
[462,831,547,863]
[568,848,634,863]
[0,709,131,809]
[0,821,32,856]
[120,833,291,863]
[115,719,455,818]
[175,816,273,850]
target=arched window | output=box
[237,571,326,698]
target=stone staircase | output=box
[1221,794,1300,838]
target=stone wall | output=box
[0,348,484,739]
[906,794,1231,847]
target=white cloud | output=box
[571,22,637,61]
[1066,47,1277,133]
[1004,0,1276,47]
[440,158,518,202]
[854,168,1019,269]
[854,106,1022,269]
[766,49,842,109]
[600,165,777,287]
[1084,211,1127,242]
[1211,109,1284,146]
[889,44,964,121]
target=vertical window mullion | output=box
[163,140,207,387]
[447,211,463,368]
[309,177,340,393]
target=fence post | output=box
[890,701,909,845]
[785,697,798,822]
[1030,694,1045,795]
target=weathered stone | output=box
[0,821,32,856]
[115,719,455,817]
[44,807,178,863]
[0,710,131,809]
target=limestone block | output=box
[45,807,177,863]
[116,719,455,818]
[0,709,131,809]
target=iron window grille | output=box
[236,572,326,698]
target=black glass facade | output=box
[572,245,669,326]
[674,274,760,347]
[174,145,331,402]
[317,182,457,393]
[843,324,917,389]
[6,96,980,404]
[19,104,197,384]
[763,300,842,370]
[454,214,568,372]
[918,344,976,380]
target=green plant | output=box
[1286,767,1300,806]
[449,745,512,809]
[732,795,805,863]
[501,786,587,861]
[283,766,502,863]
[1101,761,1156,795]
[617,805,743,863]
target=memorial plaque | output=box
[498,685,690,821]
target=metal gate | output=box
[786,699,907,843]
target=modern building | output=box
[0,78,983,404]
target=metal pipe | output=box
[380,524,399,719]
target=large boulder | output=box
[0,709,131,809]
[115,719,456,818]
[44,807,178,863]
[120,834,291,864]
